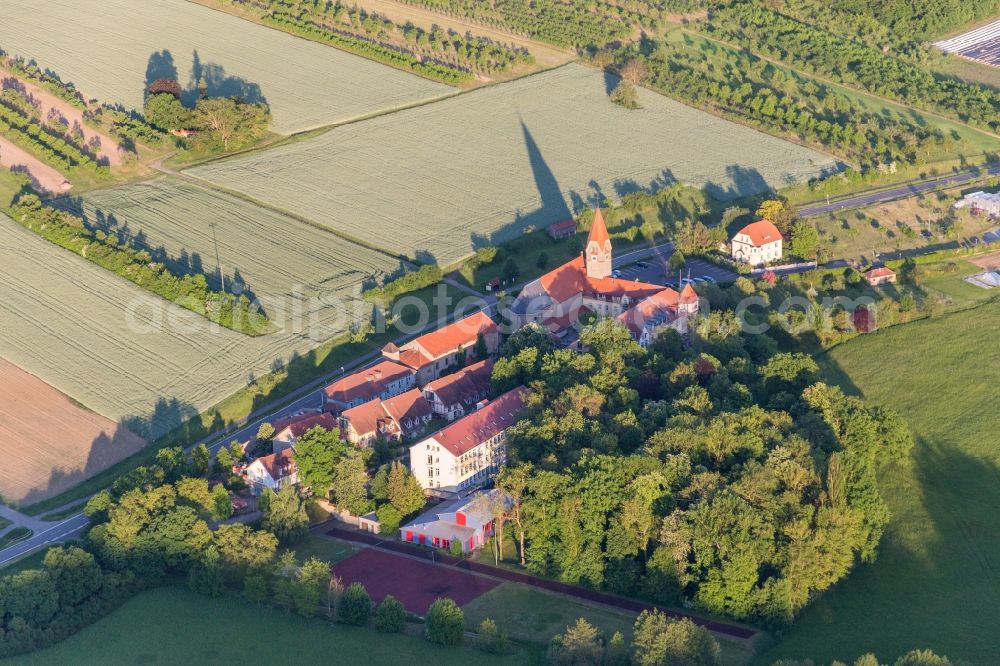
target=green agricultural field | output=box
[190,63,839,265]
[0,209,373,456]
[0,0,452,135]
[759,303,1000,664]
[6,586,524,665]
[60,178,403,336]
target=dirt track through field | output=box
[0,135,71,192]
[0,69,124,166]
[0,357,146,504]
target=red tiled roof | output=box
[430,386,529,457]
[680,283,699,303]
[548,219,577,234]
[539,255,588,303]
[283,412,338,438]
[536,256,663,305]
[865,267,896,279]
[587,209,610,246]
[585,275,664,300]
[341,400,397,439]
[736,219,782,247]
[398,348,430,371]
[408,311,496,361]
[381,389,432,434]
[323,360,413,405]
[423,359,493,408]
[254,449,296,481]
[618,288,681,336]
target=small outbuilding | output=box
[547,218,578,240]
[864,266,897,286]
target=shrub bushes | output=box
[425,597,465,645]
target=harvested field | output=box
[57,178,402,335]
[190,63,839,264]
[1,69,124,166]
[0,358,145,504]
[0,136,71,193]
[331,548,498,614]
[0,206,386,484]
[969,250,1000,270]
[0,0,453,135]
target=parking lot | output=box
[616,255,737,287]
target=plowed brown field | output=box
[0,357,145,505]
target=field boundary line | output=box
[144,169,413,266]
[181,59,581,174]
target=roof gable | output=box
[426,386,529,456]
[323,360,413,404]
[404,311,496,362]
[424,359,493,407]
[736,219,782,247]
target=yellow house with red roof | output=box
[509,209,698,344]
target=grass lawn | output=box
[759,302,1000,664]
[7,585,525,665]
[40,501,89,522]
[463,583,753,665]
[286,535,357,565]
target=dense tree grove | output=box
[708,3,1000,134]
[7,196,269,335]
[495,316,912,624]
[604,38,949,169]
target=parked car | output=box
[636,261,650,268]
[702,276,717,284]
[681,278,695,285]
[611,270,623,278]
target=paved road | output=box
[800,163,1000,217]
[0,513,89,568]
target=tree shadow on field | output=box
[12,396,207,510]
[143,49,268,109]
[470,120,572,251]
[49,196,261,304]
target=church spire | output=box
[585,209,613,279]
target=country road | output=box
[800,162,1000,217]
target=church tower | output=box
[585,208,613,279]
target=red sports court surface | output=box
[331,548,498,615]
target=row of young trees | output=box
[238,0,534,77]
[0,98,109,176]
[397,0,634,48]
[9,196,270,335]
[707,3,1000,134]
[489,311,912,625]
[602,39,949,169]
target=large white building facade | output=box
[409,386,528,495]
